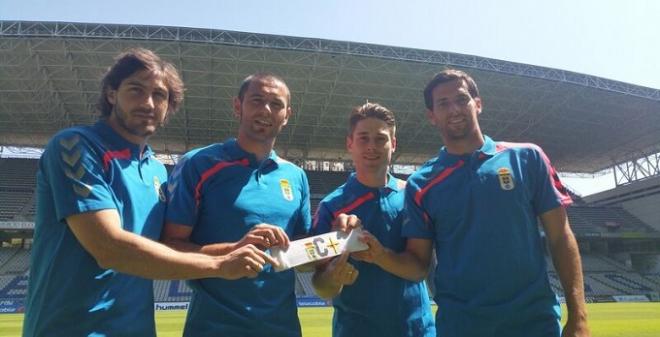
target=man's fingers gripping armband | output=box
[270,228,368,272]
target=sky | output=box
[1,0,658,195]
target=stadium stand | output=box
[644,274,660,288]
[307,170,351,213]
[0,159,38,190]
[0,247,18,267]
[0,159,38,221]
[306,170,350,196]
[295,272,316,297]
[0,274,28,299]
[567,205,654,234]
[545,252,660,297]
[1,249,29,274]
[598,255,632,270]
[580,255,619,272]
[588,273,655,295]
[153,279,193,302]
[0,191,34,220]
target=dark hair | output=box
[349,102,396,136]
[423,69,480,110]
[97,48,184,118]
[237,72,290,105]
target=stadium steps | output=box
[0,191,34,220]
[581,255,618,272]
[566,207,602,233]
[0,275,14,289]
[305,170,349,195]
[0,248,20,273]
[591,273,632,295]
[0,274,28,299]
[0,159,38,191]
[618,272,660,292]
[16,191,37,220]
[598,255,631,271]
[295,271,316,296]
[642,274,660,288]
[588,272,654,295]
[613,208,657,233]
[1,249,30,274]
[153,280,192,302]
[546,272,565,295]
[583,273,626,295]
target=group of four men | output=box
[23,48,590,337]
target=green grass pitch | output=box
[2,303,660,336]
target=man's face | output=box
[233,78,291,144]
[347,117,396,173]
[106,69,169,142]
[426,79,482,142]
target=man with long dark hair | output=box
[23,48,274,337]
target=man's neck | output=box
[104,118,148,156]
[236,136,275,162]
[355,167,389,188]
[443,132,485,156]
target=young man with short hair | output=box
[312,102,435,337]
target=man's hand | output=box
[562,317,591,337]
[321,251,359,286]
[237,224,290,250]
[332,213,361,232]
[351,230,386,265]
[217,244,280,280]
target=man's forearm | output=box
[67,210,228,280]
[549,231,588,320]
[90,229,225,280]
[374,249,429,282]
[162,237,238,256]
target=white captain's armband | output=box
[270,228,368,272]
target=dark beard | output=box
[112,106,156,138]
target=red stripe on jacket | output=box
[102,149,131,171]
[414,160,465,207]
[332,192,376,219]
[194,158,250,207]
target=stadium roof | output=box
[1,20,659,173]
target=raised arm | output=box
[353,232,433,281]
[162,222,289,254]
[68,210,277,280]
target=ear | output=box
[425,109,436,126]
[474,97,483,115]
[391,136,397,153]
[346,135,354,152]
[106,88,117,106]
[282,106,292,127]
[232,97,242,120]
